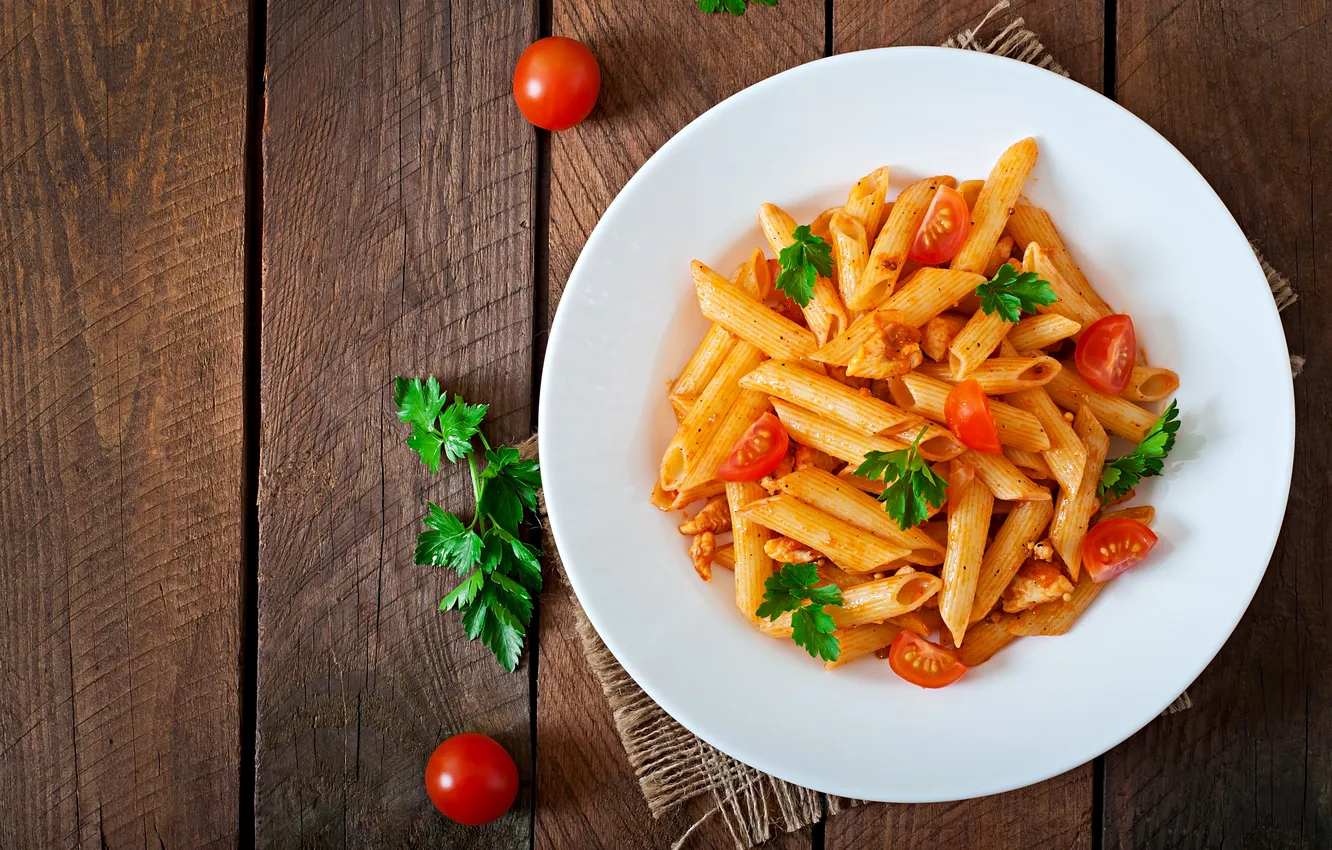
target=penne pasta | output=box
[833,572,943,628]
[659,340,765,490]
[958,179,984,211]
[824,622,902,670]
[1046,364,1157,443]
[850,176,955,311]
[726,480,774,622]
[769,398,962,466]
[1002,445,1052,480]
[1001,570,1103,636]
[1007,313,1081,352]
[775,467,946,565]
[1123,367,1180,403]
[889,607,944,637]
[899,372,1051,453]
[969,498,1054,624]
[1003,385,1086,496]
[693,260,818,361]
[914,355,1061,394]
[680,389,770,491]
[735,494,911,574]
[819,562,874,590]
[670,324,737,399]
[939,474,994,646]
[1008,203,1115,318]
[962,449,1051,501]
[951,138,1039,274]
[1049,404,1110,580]
[759,203,849,344]
[712,544,735,570]
[830,210,870,315]
[952,620,1016,666]
[1023,242,1108,327]
[948,309,1011,378]
[740,360,923,437]
[1097,504,1156,526]
[844,166,891,243]
[669,392,693,422]
[668,479,727,510]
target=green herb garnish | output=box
[855,427,948,530]
[1099,400,1180,498]
[775,224,833,308]
[756,563,844,662]
[695,0,777,15]
[975,262,1058,323]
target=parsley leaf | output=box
[396,377,543,672]
[755,563,844,662]
[775,225,833,308]
[975,263,1058,323]
[1099,400,1180,498]
[854,427,947,530]
[695,0,776,14]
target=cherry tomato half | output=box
[1075,314,1136,395]
[718,412,789,481]
[1082,517,1158,583]
[908,185,971,265]
[425,733,519,826]
[512,37,600,131]
[887,631,968,689]
[944,379,1002,454]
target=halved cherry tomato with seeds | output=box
[1082,517,1157,583]
[887,631,967,688]
[908,185,971,265]
[944,379,1002,454]
[718,412,789,481]
[1075,314,1136,395]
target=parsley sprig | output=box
[695,0,776,14]
[756,563,844,662]
[775,224,833,308]
[975,262,1058,323]
[1099,400,1180,498]
[395,377,543,672]
[855,427,947,530]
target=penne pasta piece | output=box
[1008,203,1115,317]
[669,392,693,422]
[983,235,1017,278]
[1001,570,1103,636]
[726,481,774,623]
[962,449,1051,501]
[824,622,903,670]
[1049,404,1110,580]
[1008,313,1081,352]
[693,261,818,361]
[669,478,727,510]
[1046,364,1157,443]
[819,562,874,590]
[771,399,907,467]
[808,206,839,244]
[670,324,737,399]
[759,203,849,344]
[899,373,1051,453]
[1096,504,1156,525]
[680,388,770,491]
[776,468,946,565]
[740,360,923,437]
[914,356,1061,394]
[651,481,676,511]
[1002,445,1052,480]
[953,620,1016,667]
[889,607,944,637]
[1023,242,1108,327]
[736,494,911,574]
[844,166,892,243]
[712,544,735,570]
[939,474,995,646]
[659,340,765,491]
[958,179,984,211]
[1123,367,1180,403]
[830,210,870,315]
[850,176,955,311]
[1003,385,1087,496]
[833,572,943,628]
[921,311,970,362]
[951,138,1039,274]
[948,309,1010,378]
[969,498,1055,623]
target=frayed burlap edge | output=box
[524,3,1302,847]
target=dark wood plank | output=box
[535,3,822,847]
[256,0,538,845]
[826,2,1101,847]
[1105,2,1331,847]
[0,0,247,845]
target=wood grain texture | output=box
[536,2,822,848]
[0,0,247,847]
[257,0,537,845]
[826,3,1100,847]
[1105,2,1332,847]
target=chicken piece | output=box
[764,536,822,564]
[920,312,970,362]
[678,496,731,535]
[795,444,841,473]
[847,319,924,379]
[690,532,715,582]
[1025,538,1055,561]
[758,475,783,495]
[1002,561,1075,613]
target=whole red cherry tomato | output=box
[512,37,600,131]
[425,733,519,826]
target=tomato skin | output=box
[908,185,971,265]
[887,631,967,688]
[944,379,1002,454]
[1075,314,1136,395]
[425,733,519,826]
[718,412,789,481]
[1082,518,1158,583]
[512,37,600,131]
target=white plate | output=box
[538,47,1294,802]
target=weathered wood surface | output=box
[0,0,248,846]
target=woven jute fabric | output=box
[531,3,1301,847]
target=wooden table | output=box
[2,0,1327,846]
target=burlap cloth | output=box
[528,4,1303,846]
